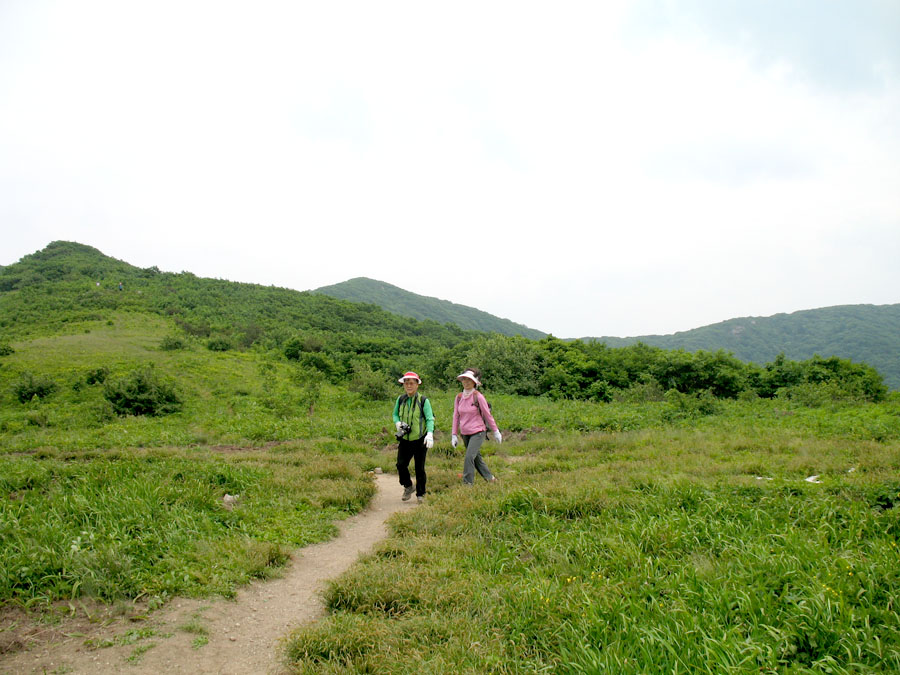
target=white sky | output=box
[1,0,898,338]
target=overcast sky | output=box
[1,1,898,338]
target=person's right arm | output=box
[392,397,402,430]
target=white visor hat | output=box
[456,370,481,386]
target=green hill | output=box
[585,304,900,389]
[1,242,892,400]
[314,277,546,340]
[0,241,478,374]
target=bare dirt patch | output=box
[1,472,413,674]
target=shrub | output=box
[299,352,338,380]
[25,410,50,427]
[174,318,211,337]
[283,337,304,361]
[85,366,110,385]
[103,366,183,416]
[160,335,187,351]
[663,388,720,421]
[613,376,666,403]
[776,382,846,407]
[348,363,393,401]
[292,365,326,416]
[12,372,58,403]
[206,337,232,352]
[0,343,14,356]
[585,379,613,403]
[284,335,328,361]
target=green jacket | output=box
[392,393,435,441]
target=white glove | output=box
[395,421,403,433]
[451,434,458,448]
[493,430,502,444]
[424,432,434,449]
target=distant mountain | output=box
[584,304,900,390]
[314,277,547,340]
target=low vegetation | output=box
[284,428,900,673]
[1,443,376,607]
[2,241,899,672]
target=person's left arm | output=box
[423,398,435,433]
[476,391,499,431]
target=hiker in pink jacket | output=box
[451,368,502,485]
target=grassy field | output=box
[285,429,900,674]
[1,443,377,607]
[2,317,900,672]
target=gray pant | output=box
[462,431,493,484]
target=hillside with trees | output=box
[314,277,546,340]
[0,242,890,403]
[585,304,900,390]
[0,241,477,383]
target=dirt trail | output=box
[4,473,412,674]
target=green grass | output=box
[284,429,900,674]
[3,318,900,672]
[0,443,376,607]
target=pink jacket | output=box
[452,390,498,436]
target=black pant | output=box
[397,437,427,497]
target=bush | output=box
[12,372,58,403]
[289,365,326,416]
[284,334,325,361]
[206,336,232,352]
[299,352,338,380]
[85,366,110,385]
[103,366,183,416]
[160,335,187,351]
[662,388,720,421]
[283,337,304,361]
[585,379,613,403]
[25,410,50,427]
[613,376,666,403]
[0,343,14,356]
[348,363,394,401]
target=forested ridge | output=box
[0,241,890,401]
[587,304,900,389]
[314,273,899,390]
[314,276,546,339]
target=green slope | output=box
[314,277,546,339]
[585,304,900,389]
[0,241,476,362]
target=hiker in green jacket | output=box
[392,371,434,504]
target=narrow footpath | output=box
[4,472,412,674]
